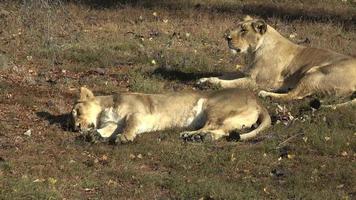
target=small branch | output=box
[276,133,304,149]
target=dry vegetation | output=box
[0,0,355,199]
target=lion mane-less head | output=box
[225,15,267,54]
[72,87,102,132]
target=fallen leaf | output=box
[263,187,270,194]
[48,177,57,185]
[302,136,308,143]
[230,153,236,162]
[33,178,45,183]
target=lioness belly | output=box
[135,98,207,134]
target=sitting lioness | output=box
[199,16,356,107]
[72,87,271,143]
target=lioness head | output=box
[72,87,102,132]
[225,16,267,54]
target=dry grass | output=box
[0,0,355,199]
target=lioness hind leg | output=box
[321,98,356,109]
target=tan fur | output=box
[199,16,356,107]
[72,87,271,143]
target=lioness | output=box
[199,16,356,107]
[72,87,271,143]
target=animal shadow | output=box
[152,67,244,82]
[36,111,73,131]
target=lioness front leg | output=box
[86,122,118,143]
[198,77,256,89]
[115,114,140,144]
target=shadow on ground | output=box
[152,67,221,82]
[36,111,73,131]
[240,4,356,30]
[68,0,356,30]
[152,67,245,83]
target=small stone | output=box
[289,33,297,38]
[129,154,136,159]
[235,64,243,70]
[324,136,330,141]
[287,154,295,159]
[341,151,348,156]
[263,187,270,194]
[137,154,143,159]
[92,68,106,75]
[24,76,36,85]
[270,168,285,177]
[107,179,117,186]
[101,155,108,161]
[24,129,31,137]
[336,184,344,189]
[0,54,9,70]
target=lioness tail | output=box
[239,106,271,141]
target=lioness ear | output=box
[79,87,94,101]
[252,20,267,34]
[243,15,253,21]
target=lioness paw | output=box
[197,77,219,85]
[197,78,209,85]
[180,131,213,142]
[85,130,108,144]
[258,90,270,98]
[114,134,132,144]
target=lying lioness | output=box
[72,87,271,143]
[199,16,356,107]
